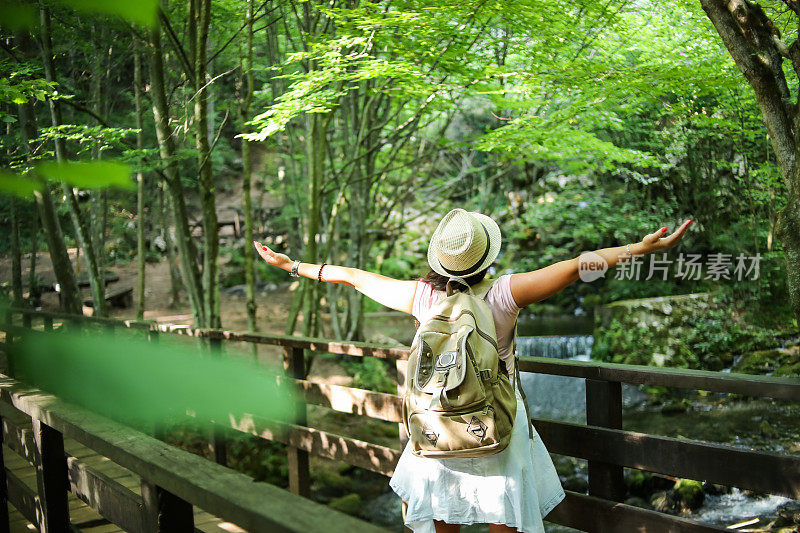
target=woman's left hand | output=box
[253,241,292,271]
[640,219,693,254]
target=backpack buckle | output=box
[480,369,492,381]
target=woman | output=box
[254,208,693,533]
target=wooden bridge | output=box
[1,308,799,532]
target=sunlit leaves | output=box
[36,125,136,157]
[0,73,56,108]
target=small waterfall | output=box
[516,335,594,423]
[516,335,594,359]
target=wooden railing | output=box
[3,308,800,533]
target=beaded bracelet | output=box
[317,262,327,282]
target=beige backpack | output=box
[402,275,533,458]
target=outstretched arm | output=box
[509,219,693,308]
[253,241,418,315]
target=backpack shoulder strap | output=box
[511,315,535,441]
[474,276,500,300]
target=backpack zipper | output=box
[427,310,498,350]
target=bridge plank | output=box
[32,418,70,532]
[548,489,728,532]
[0,375,389,533]
[534,416,800,499]
[517,356,800,401]
[67,455,144,532]
[296,379,403,423]
[227,413,401,477]
[6,469,37,526]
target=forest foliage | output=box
[0,0,794,345]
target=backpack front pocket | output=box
[407,403,509,458]
[412,326,486,412]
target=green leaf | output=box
[53,0,158,27]
[36,161,134,190]
[0,170,42,198]
[0,3,37,31]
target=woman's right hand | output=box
[253,241,292,271]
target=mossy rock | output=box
[775,355,800,378]
[774,500,800,527]
[649,490,679,512]
[624,470,653,497]
[561,474,589,494]
[703,355,724,371]
[660,398,692,415]
[311,468,355,496]
[673,478,704,510]
[702,482,730,496]
[759,419,779,439]
[717,351,735,366]
[328,493,363,516]
[555,458,578,478]
[733,349,783,375]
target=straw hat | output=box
[427,208,502,278]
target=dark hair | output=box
[415,267,490,292]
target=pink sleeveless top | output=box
[411,274,521,365]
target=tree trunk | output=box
[147,19,205,325]
[28,202,40,307]
[300,112,325,338]
[700,0,800,327]
[160,186,183,308]
[240,0,258,338]
[16,99,81,314]
[10,198,23,307]
[90,23,108,297]
[135,48,147,321]
[39,7,107,317]
[192,0,220,329]
[776,202,800,323]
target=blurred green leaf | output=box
[14,330,297,428]
[0,3,37,31]
[0,170,41,198]
[36,161,134,190]
[53,0,158,27]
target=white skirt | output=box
[389,387,566,532]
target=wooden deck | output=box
[3,435,247,533]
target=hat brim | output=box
[427,211,501,278]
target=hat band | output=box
[440,224,491,276]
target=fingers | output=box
[661,219,693,248]
[643,226,668,245]
[253,240,274,263]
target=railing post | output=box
[4,310,14,379]
[147,329,167,441]
[21,312,31,330]
[0,414,10,533]
[43,316,53,332]
[31,418,70,532]
[208,337,227,467]
[585,378,625,504]
[396,358,412,532]
[283,346,310,498]
[140,480,194,532]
